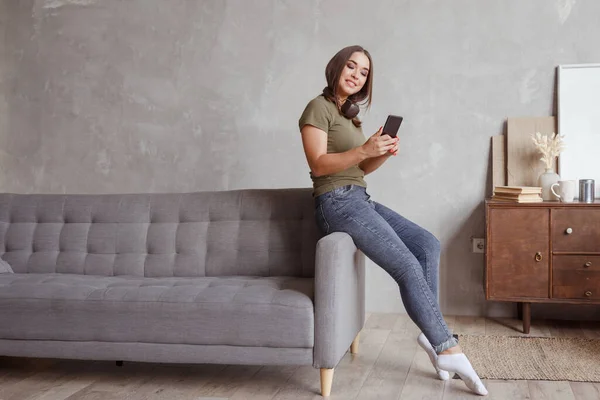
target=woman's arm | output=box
[358,153,392,175]
[301,125,367,177]
[301,125,396,177]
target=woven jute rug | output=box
[458,334,600,382]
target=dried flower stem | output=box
[531,132,566,170]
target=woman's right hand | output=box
[361,126,398,158]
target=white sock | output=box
[417,333,450,381]
[437,353,488,396]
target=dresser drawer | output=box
[552,209,600,253]
[553,255,600,300]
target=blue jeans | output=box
[314,185,457,354]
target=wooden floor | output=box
[1,314,600,400]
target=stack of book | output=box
[492,186,543,203]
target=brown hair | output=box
[322,45,373,127]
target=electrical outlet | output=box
[472,238,485,253]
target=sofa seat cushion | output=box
[0,274,314,348]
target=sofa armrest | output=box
[313,232,366,369]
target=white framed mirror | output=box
[557,63,600,198]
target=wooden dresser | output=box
[485,199,600,333]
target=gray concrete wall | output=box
[1,0,599,318]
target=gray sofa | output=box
[0,188,365,397]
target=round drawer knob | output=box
[585,291,593,297]
[566,228,573,235]
[535,252,543,262]
[585,261,592,268]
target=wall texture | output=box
[1,0,599,318]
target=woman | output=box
[298,45,487,396]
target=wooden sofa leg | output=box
[320,368,334,397]
[116,361,123,367]
[350,332,360,354]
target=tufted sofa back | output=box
[0,189,320,278]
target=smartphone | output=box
[382,115,403,138]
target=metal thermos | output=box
[579,179,595,203]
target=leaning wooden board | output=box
[491,135,506,188]
[506,117,557,187]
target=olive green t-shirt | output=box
[299,95,367,197]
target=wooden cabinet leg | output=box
[320,368,334,397]
[350,332,360,354]
[522,302,531,334]
[517,302,523,321]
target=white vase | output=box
[538,168,560,201]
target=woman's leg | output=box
[369,200,486,394]
[372,201,440,298]
[318,187,455,352]
[371,201,449,379]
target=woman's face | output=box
[337,51,370,99]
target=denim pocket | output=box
[315,203,330,235]
[331,185,354,198]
